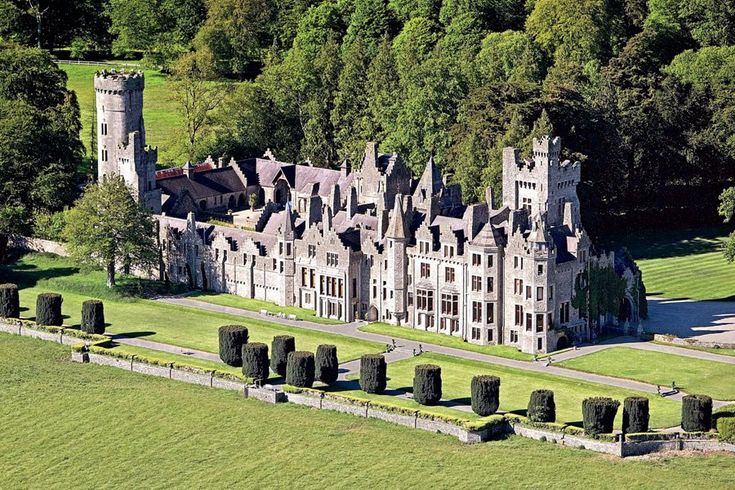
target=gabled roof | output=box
[156,167,246,200]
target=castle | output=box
[95,70,642,354]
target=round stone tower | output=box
[93,70,160,213]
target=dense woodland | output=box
[2,0,735,238]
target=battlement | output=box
[94,70,144,93]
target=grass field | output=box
[61,62,184,164]
[3,335,734,488]
[190,291,344,325]
[334,352,682,429]
[653,341,735,358]
[1,254,381,362]
[559,347,735,401]
[360,323,533,361]
[609,226,735,301]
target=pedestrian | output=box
[672,381,677,391]
[412,348,416,356]
[392,338,396,348]
[419,343,423,354]
[656,385,661,396]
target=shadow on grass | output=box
[108,331,157,339]
[604,225,733,261]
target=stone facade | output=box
[98,73,641,354]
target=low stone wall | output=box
[9,235,68,256]
[653,334,735,350]
[0,319,107,347]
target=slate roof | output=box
[157,167,246,200]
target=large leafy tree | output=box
[63,176,158,288]
[0,44,81,258]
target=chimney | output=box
[183,161,194,179]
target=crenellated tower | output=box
[94,70,161,213]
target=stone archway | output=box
[618,296,633,322]
[237,193,246,208]
[366,305,378,321]
[556,335,570,350]
[228,195,236,209]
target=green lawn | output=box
[1,254,381,363]
[61,62,184,164]
[3,335,734,488]
[609,226,735,301]
[360,322,533,361]
[337,352,682,429]
[559,347,735,401]
[190,291,344,325]
[653,341,735,358]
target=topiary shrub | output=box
[0,284,19,318]
[413,364,442,406]
[527,389,556,423]
[286,351,315,388]
[682,394,713,432]
[622,396,649,433]
[582,397,620,436]
[81,299,105,334]
[315,344,338,385]
[36,293,63,326]
[242,342,269,384]
[218,325,249,367]
[271,335,295,376]
[471,375,500,416]
[359,354,386,394]
[718,417,735,443]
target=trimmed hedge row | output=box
[623,396,649,433]
[582,397,619,436]
[0,283,19,318]
[218,325,249,367]
[718,417,735,443]
[527,389,556,423]
[36,293,62,326]
[315,344,338,385]
[242,342,269,383]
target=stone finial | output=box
[263,148,276,161]
[386,195,407,240]
[340,158,349,177]
[281,202,295,239]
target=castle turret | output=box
[386,195,408,324]
[95,70,161,213]
[279,202,296,306]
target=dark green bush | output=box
[471,375,500,416]
[36,293,62,326]
[218,325,249,367]
[682,394,713,432]
[271,335,295,376]
[81,300,105,334]
[622,396,649,433]
[527,389,556,423]
[286,351,315,388]
[582,397,620,436]
[359,354,386,394]
[413,364,442,406]
[0,284,19,318]
[315,344,338,385]
[242,342,269,383]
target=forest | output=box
[2,0,735,237]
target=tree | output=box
[171,49,229,161]
[63,176,158,288]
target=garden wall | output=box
[653,334,735,350]
[9,235,68,256]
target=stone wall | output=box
[9,235,68,256]
[653,334,735,350]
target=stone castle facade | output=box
[94,70,641,354]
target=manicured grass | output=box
[4,335,735,488]
[2,254,382,362]
[609,226,735,301]
[338,352,682,429]
[653,341,735,358]
[61,62,184,164]
[190,291,344,325]
[360,322,533,361]
[558,347,735,401]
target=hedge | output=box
[359,354,386,394]
[622,396,649,433]
[286,351,315,388]
[682,394,713,432]
[81,300,105,334]
[713,404,735,430]
[582,397,620,436]
[271,335,295,376]
[0,283,19,318]
[527,389,556,423]
[218,325,249,367]
[36,293,62,326]
[717,417,735,443]
[242,342,269,383]
[413,364,442,406]
[470,375,500,416]
[315,344,338,385]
